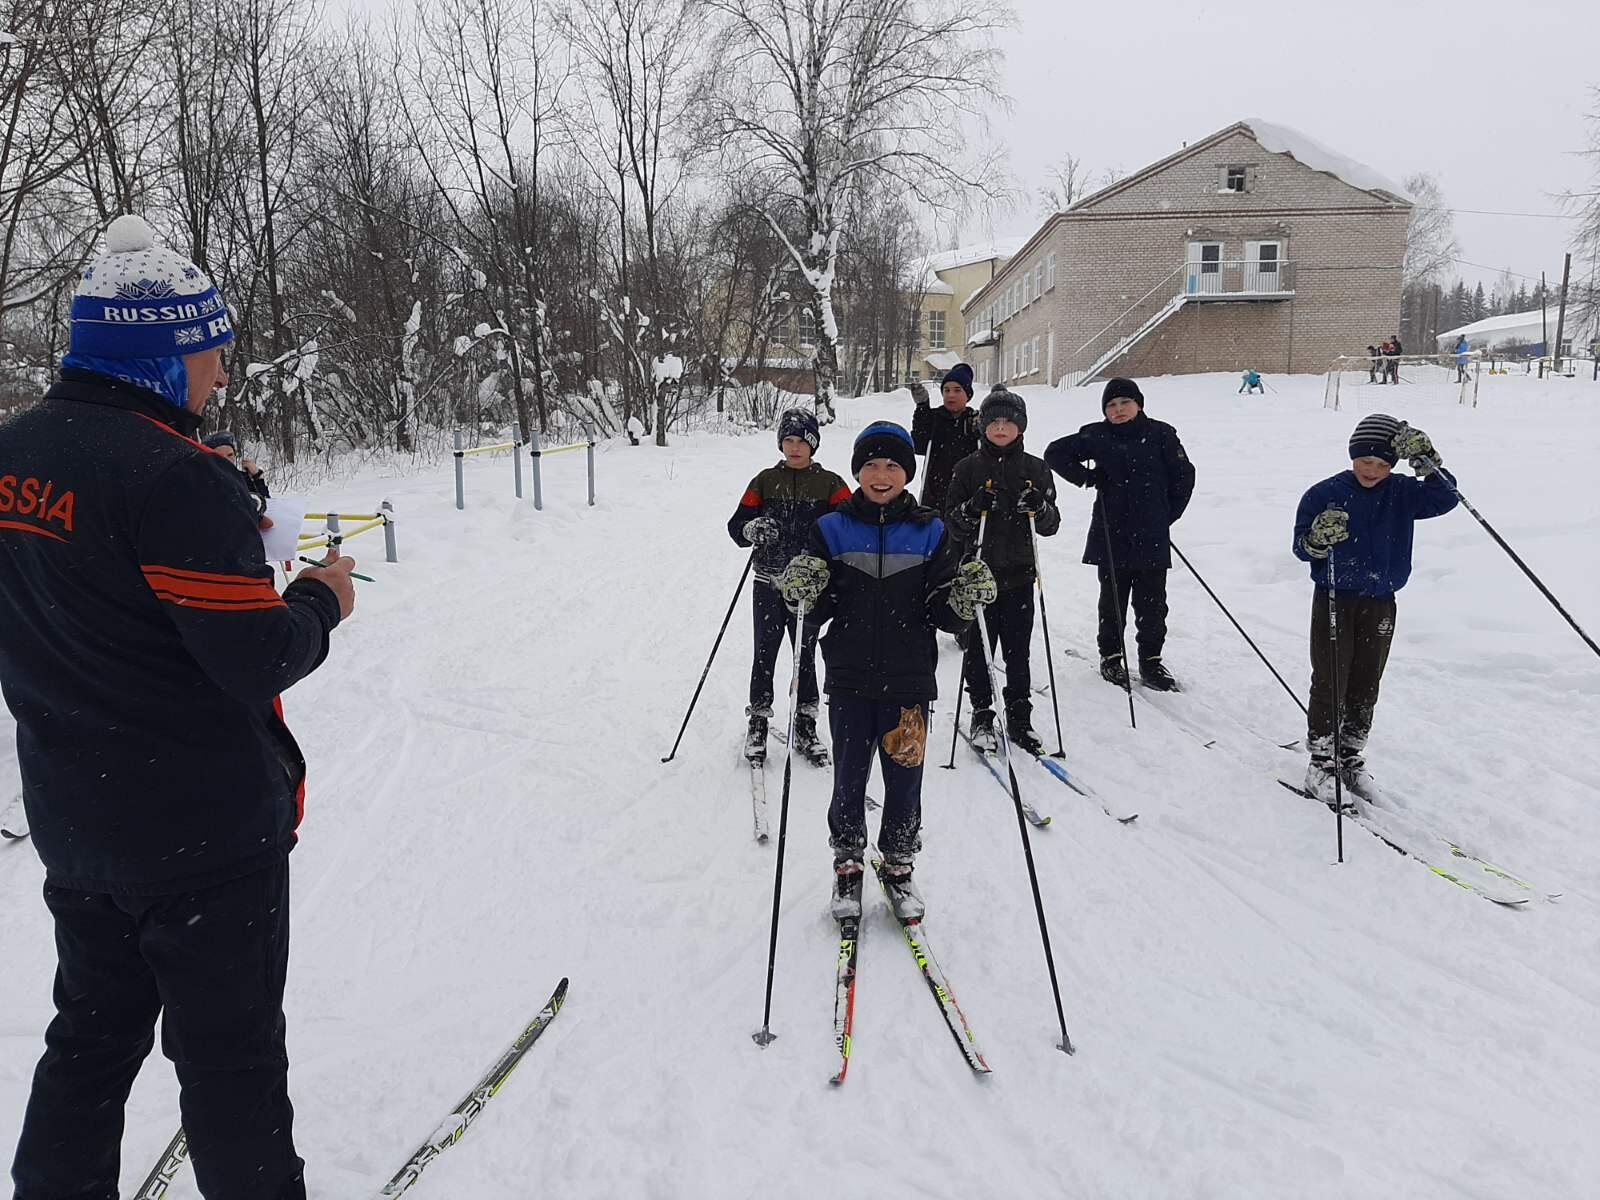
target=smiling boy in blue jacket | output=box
[1293,413,1457,804]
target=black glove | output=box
[908,380,930,407]
[742,516,780,546]
[1016,482,1048,516]
[964,482,998,516]
[1078,467,1105,489]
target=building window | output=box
[1031,335,1041,374]
[1245,240,1283,292]
[1045,252,1057,291]
[1034,263,1044,300]
[797,308,816,347]
[928,309,946,349]
[1224,165,1248,193]
[1185,241,1223,294]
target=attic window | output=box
[1224,166,1248,193]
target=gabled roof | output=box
[1069,119,1411,213]
[1439,308,1552,340]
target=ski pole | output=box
[1415,451,1600,661]
[1327,551,1346,865]
[942,678,964,770]
[1096,490,1137,729]
[972,511,1075,1055]
[753,595,809,1048]
[1170,542,1307,716]
[662,554,754,763]
[1026,507,1068,758]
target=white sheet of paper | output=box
[261,496,308,563]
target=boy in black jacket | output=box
[775,422,996,922]
[944,386,1061,754]
[910,362,982,510]
[727,407,851,765]
[1044,377,1196,691]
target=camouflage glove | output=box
[909,380,930,406]
[742,516,780,546]
[1393,424,1441,474]
[948,559,999,621]
[776,554,829,612]
[1302,507,1350,559]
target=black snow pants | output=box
[827,696,928,860]
[1307,589,1397,756]
[749,580,820,713]
[961,585,1036,712]
[1097,566,1169,661]
[11,860,305,1200]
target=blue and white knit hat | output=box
[70,215,233,359]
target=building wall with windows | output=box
[963,123,1411,387]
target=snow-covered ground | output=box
[3,368,1599,1197]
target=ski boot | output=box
[744,706,771,765]
[1006,701,1044,757]
[793,703,831,768]
[1100,653,1129,687]
[969,707,998,754]
[831,853,864,923]
[879,855,925,923]
[1303,737,1353,812]
[1139,657,1180,692]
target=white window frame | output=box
[928,309,946,350]
[1222,165,1249,193]
[1244,239,1283,292]
[1045,252,1057,291]
[1031,335,1041,374]
[1034,263,1044,301]
[797,308,816,347]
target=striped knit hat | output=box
[1349,413,1402,465]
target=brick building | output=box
[963,119,1412,388]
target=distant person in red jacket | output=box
[1,215,354,1200]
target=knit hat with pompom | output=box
[70,215,233,359]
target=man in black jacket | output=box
[944,386,1061,754]
[205,429,271,504]
[0,215,355,1200]
[1044,377,1195,691]
[909,362,982,510]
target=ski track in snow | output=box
[2,371,1599,1197]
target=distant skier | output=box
[943,385,1061,755]
[774,421,995,923]
[727,407,850,767]
[1292,413,1458,805]
[1044,377,1196,692]
[1454,335,1471,383]
[1239,368,1264,394]
[1388,335,1404,384]
[909,362,982,510]
[1367,344,1380,383]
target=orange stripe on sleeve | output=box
[148,591,286,612]
[140,563,277,588]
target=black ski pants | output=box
[1307,589,1396,752]
[749,580,819,712]
[827,695,927,860]
[1097,566,1168,661]
[11,860,305,1200]
[961,585,1035,713]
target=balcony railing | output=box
[1182,259,1297,297]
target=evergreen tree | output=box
[1472,282,1487,321]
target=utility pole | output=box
[1551,252,1572,375]
[1540,272,1548,377]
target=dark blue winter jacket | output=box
[0,369,341,895]
[1292,469,1459,597]
[1043,412,1196,570]
[806,490,968,701]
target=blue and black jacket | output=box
[805,490,968,701]
[0,368,341,895]
[1292,468,1459,597]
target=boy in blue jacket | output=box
[776,421,996,923]
[1293,413,1458,803]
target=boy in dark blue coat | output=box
[1293,413,1458,803]
[776,422,996,923]
[1044,378,1196,691]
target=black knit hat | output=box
[777,407,820,452]
[1102,378,1143,410]
[1349,413,1402,465]
[203,431,237,452]
[941,362,974,400]
[979,385,1027,433]
[851,421,917,482]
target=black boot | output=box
[1139,657,1180,692]
[1099,654,1128,687]
[793,704,830,767]
[744,707,770,764]
[1006,701,1044,756]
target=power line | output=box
[1416,206,1581,220]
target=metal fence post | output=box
[586,428,596,508]
[530,428,544,511]
[513,423,525,499]
[381,500,398,563]
[453,430,465,511]
[326,512,342,554]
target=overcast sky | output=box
[963,0,1596,293]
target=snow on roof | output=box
[1438,308,1552,341]
[915,238,1026,279]
[923,350,961,372]
[1240,118,1411,203]
[920,269,955,296]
